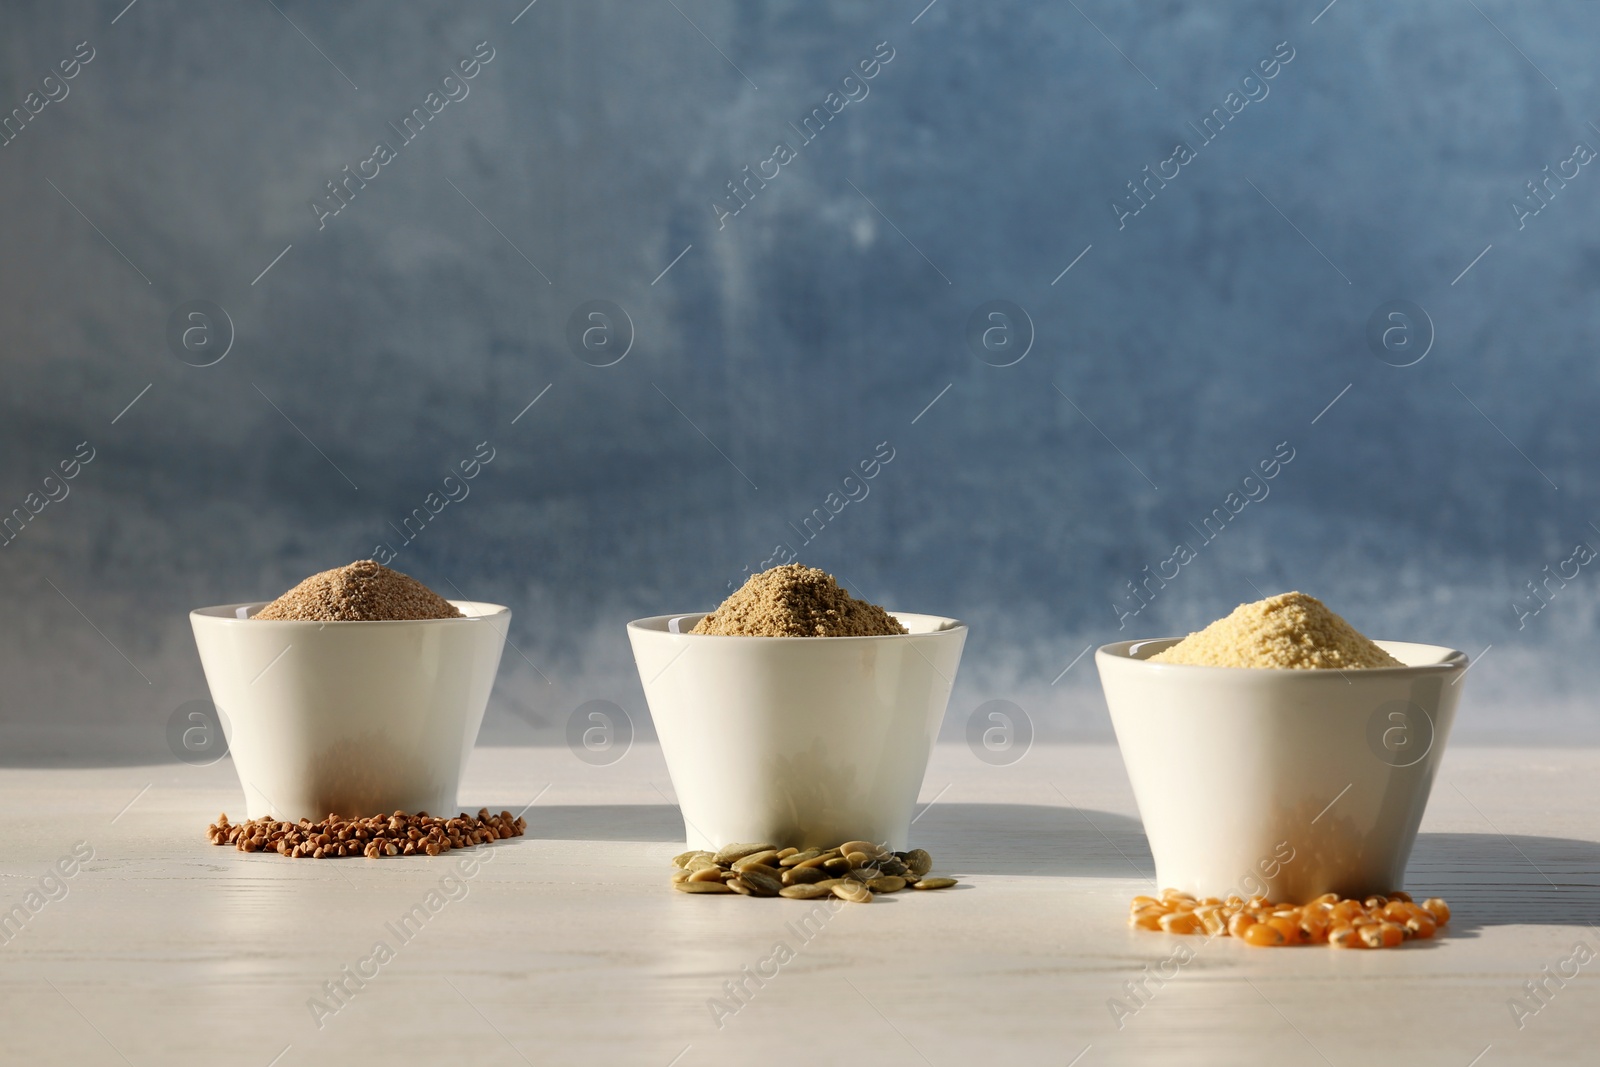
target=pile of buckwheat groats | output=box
[672,840,956,901]
[1130,888,1451,948]
[207,809,526,858]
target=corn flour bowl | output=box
[189,600,509,821]
[1097,637,1467,901]
[628,611,966,852]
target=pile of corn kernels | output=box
[1130,888,1451,948]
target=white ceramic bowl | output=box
[1097,638,1468,902]
[628,612,967,852]
[190,600,509,821]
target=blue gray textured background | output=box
[2,0,1597,763]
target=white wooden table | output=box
[1,743,1596,1066]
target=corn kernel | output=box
[1405,914,1437,940]
[1159,911,1205,935]
[1382,901,1415,922]
[1299,912,1330,943]
[1329,926,1363,949]
[1243,922,1286,947]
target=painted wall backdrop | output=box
[2,0,1597,764]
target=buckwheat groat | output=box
[1150,591,1401,669]
[691,564,906,637]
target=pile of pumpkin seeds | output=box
[671,840,957,902]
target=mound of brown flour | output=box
[692,564,906,637]
[253,560,463,621]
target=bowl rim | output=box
[1096,637,1468,675]
[627,610,965,640]
[190,600,510,624]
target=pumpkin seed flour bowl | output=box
[627,612,967,852]
[189,601,509,822]
[1096,638,1468,902]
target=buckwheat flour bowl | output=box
[628,565,966,852]
[189,561,508,822]
[1096,592,1467,902]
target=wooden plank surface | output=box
[0,743,1596,1066]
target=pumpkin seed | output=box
[779,883,833,900]
[832,882,873,903]
[779,849,822,868]
[669,843,946,900]
[714,842,776,865]
[737,868,783,896]
[676,880,735,894]
[738,861,780,879]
